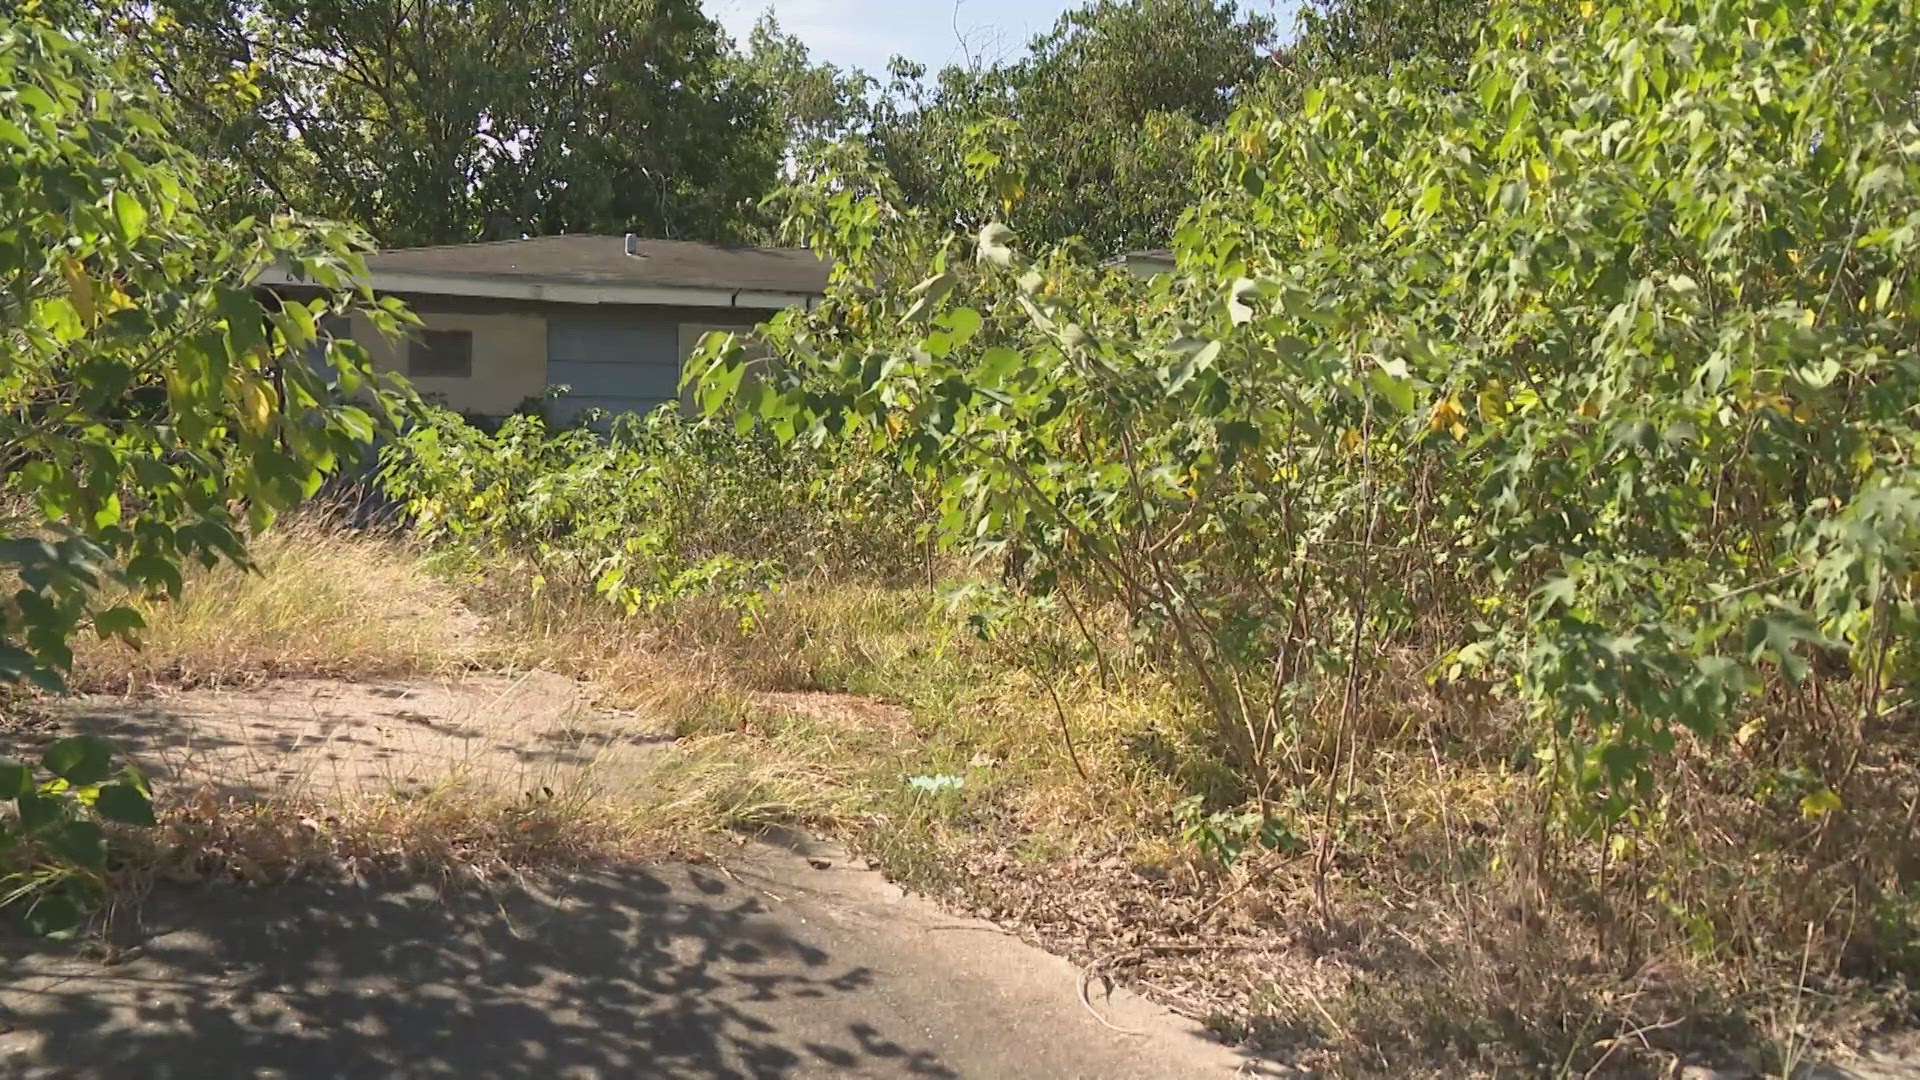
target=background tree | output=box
[1257,0,1486,106]
[736,13,875,158]
[134,0,783,246]
[864,0,1277,254]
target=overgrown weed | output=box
[508,574,1917,1076]
[51,518,1920,1075]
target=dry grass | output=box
[86,767,688,950]
[468,577,1918,1077]
[33,521,1919,1075]
[134,775,666,888]
[69,518,472,693]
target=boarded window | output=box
[409,329,473,378]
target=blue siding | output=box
[545,313,682,425]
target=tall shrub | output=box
[692,0,1920,827]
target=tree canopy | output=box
[864,0,1278,254]
[133,0,783,246]
[49,0,1493,254]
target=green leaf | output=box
[0,644,58,689]
[15,85,56,114]
[335,406,376,444]
[112,189,148,242]
[908,271,957,299]
[0,759,29,799]
[1367,358,1416,414]
[1857,164,1903,199]
[937,307,982,348]
[127,553,185,597]
[1532,575,1578,615]
[93,492,122,530]
[1799,788,1842,819]
[43,736,113,786]
[1417,184,1443,218]
[1743,610,1823,685]
[1165,340,1221,394]
[22,893,83,939]
[51,820,106,868]
[17,791,61,834]
[977,346,1022,383]
[36,297,83,343]
[94,783,156,827]
[1599,742,1642,780]
[94,605,146,641]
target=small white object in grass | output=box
[906,774,964,794]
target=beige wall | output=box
[353,309,548,417]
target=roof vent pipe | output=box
[624,232,639,257]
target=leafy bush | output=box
[1,10,407,929]
[1173,794,1300,870]
[704,0,1920,807]
[0,736,152,937]
[378,404,925,615]
[690,0,1920,962]
[1,13,409,691]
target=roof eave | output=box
[256,267,823,309]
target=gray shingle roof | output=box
[362,235,829,295]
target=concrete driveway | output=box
[0,837,1268,1079]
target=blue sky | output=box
[707,0,1081,76]
[709,1,1299,79]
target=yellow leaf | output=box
[1428,395,1466,436]
[1477,380,1508,422]
[1799,788,1842,819]
[62,257,96,326]
[231,372,275,436]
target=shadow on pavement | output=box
[0,866,957,1079]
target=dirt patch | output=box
[754,691,914,736]
[15,671,671,800]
